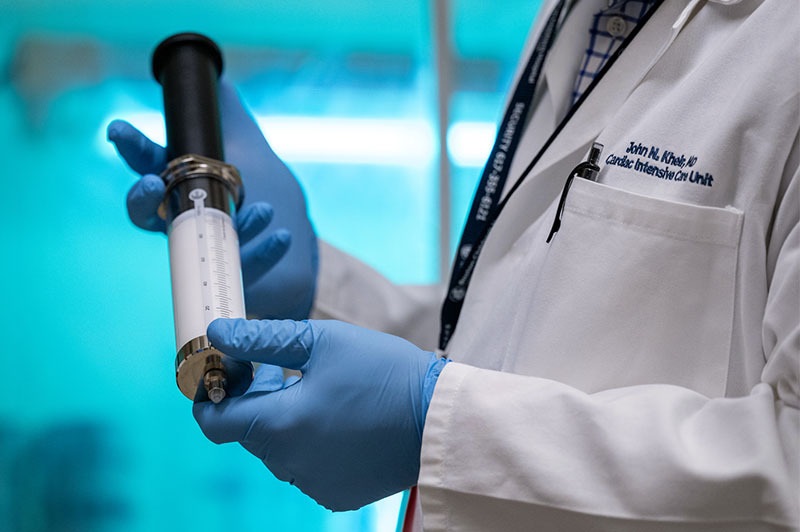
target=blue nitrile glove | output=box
[107,82,318,320]
[193,318,450,511]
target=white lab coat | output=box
[313,0,800,530]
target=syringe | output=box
[152,33,253,403]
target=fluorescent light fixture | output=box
[101,111,492,169]
[446,121,495,168]
[256,115,436,167]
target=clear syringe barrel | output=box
[168,185,243,351]
[153,33,253,402]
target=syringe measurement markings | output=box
[207,213,238,319]
[196,216,213,321]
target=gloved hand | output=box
[193,318,450,511]
[107,82,318,320]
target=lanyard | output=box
[439,0,567,351]
[438,0,663,352]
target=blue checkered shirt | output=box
[572,0,656,104]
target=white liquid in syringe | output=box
[168,188,245,352]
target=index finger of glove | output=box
[107,119,167,176]
[208,318,314,371]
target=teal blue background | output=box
[0,1,541,530]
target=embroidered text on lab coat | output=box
[604,139,714,187]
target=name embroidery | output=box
[604,140,714,187]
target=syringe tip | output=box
[208,386,226,404]
[203,354,227,404]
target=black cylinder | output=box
[152,33,224,162]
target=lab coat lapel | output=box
[534,0,693,184]
[532,0,753,183]
[540,0,601,125]
[476,0,694,265]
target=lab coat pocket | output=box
[516,178,743,397]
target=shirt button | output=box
[607,16,627,37]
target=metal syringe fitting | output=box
[176,335,229,401]
[203,354,227,404]
[158,154,243,222]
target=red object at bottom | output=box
[402,486,419,532]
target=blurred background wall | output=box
[0,1,542,530]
